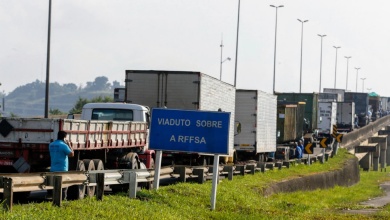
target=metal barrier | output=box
[342,115,390,150]
[0,169,151,211]
[1,154,338,212]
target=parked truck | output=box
[275,92,318,133]
[368,93,381,121]
[276,102,305,144]
[0,102,154,199]
[317,102,337,135]
[124,70,236,165]
[319,93,340,102]
[323,88,345,101]
[344,92,369,127]
[234,89,277,162]
[336,102,355,132]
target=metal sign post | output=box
[153,150,162,190]
[210,154,219,210]
[149,108,230,210]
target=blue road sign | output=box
[149,108,230,154]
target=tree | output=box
[85,76,111,91]
[49,108,66,115]
[91,96,113,103]
[69,97,89,114]
[69,96,114,114]
[112,80,121,88]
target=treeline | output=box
[3,76,121,117]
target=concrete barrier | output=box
[262,157,360,196]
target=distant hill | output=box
[2,76,122,117]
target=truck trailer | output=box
[0,102,154,199]
[124,70,236,165]
[317,102,337,135]
[336,102,355,132]
[344,92,369,127]
[275,92,318,133]
[276,102,305,144]
[234,89,277,162]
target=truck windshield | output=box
[91,109,133,121]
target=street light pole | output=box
[355,67,360,92]
[345,56,351,91]
[298,19,308,93]
[220,38,224,80]
[233,0,241,88]
[318,34,326,93]
[45,0,52,118]
[270,5,283,94]
[333,46,341,88]
[220,58,231,80]
[219,38,231,81]
[361,78,366,92]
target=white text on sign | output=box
[158,118,223,128]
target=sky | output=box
[1,0,390,97]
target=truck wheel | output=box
[112,153,139,193]
[68,160,86,200]
[93,159,104,170]
[83,159,96,197]
[196,156,207,166]
[119,152,139,169]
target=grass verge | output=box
[1,148,390,220]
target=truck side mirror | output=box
[235,121,241,136]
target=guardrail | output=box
[0,169,153,211]
[1,153,334,212]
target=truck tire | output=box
[119,152,139,169]
[83,159,96,197]
[93,159,104,170]
[196,156,207,166]
[112,153,139,193]
[67,160,86,200]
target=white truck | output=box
[124,70,236,165]
[234,89,277,162]
[0,102,153,199]
[317,102,337,135]
[323,88,345,102]
[336,102,355,132]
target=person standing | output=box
[297,140,304,158]
[295,141,303,159]
[49,130,74,200]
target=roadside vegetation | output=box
[1,148,390,219]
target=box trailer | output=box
[344,92,369,127]
[336,102,355,132]
[277,102,305,144]
[317,102,337,135]
[323,88,345,102]
[124,70,236,165]
[276,92,318,133]
[234,90,277,162]
[319,93,340,102]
